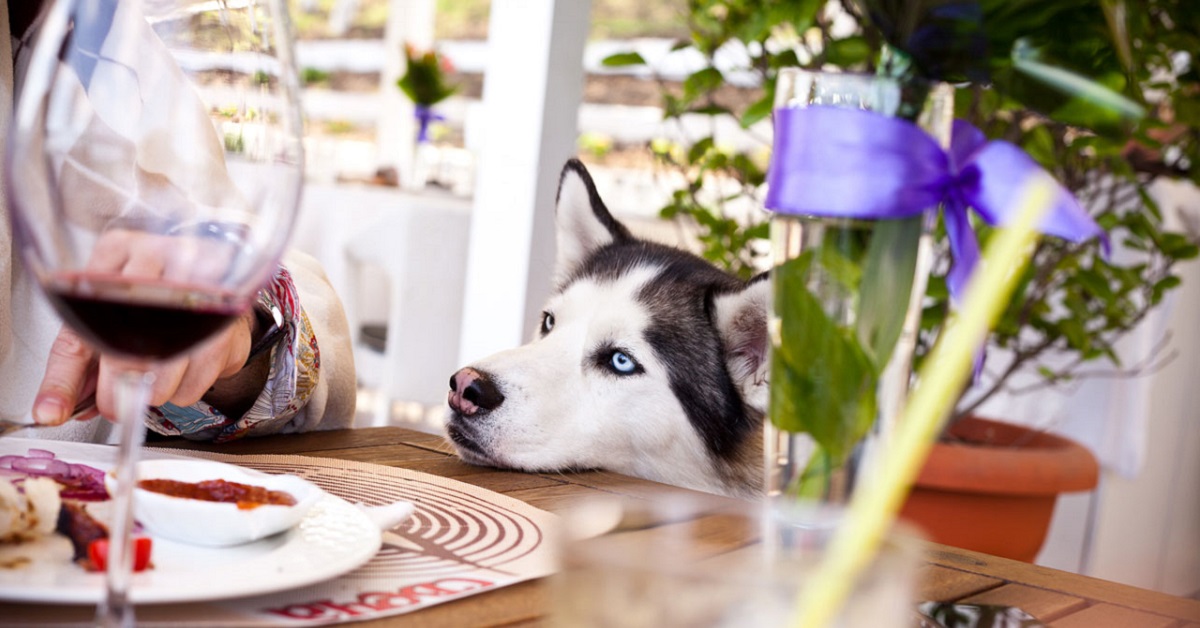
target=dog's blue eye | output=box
[541,312,555,334]
[610,351,637,374]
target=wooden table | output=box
[152,427,1200,627]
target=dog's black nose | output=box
[448,367,505,416]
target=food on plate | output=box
[61,508,154,573]
[86,537,153,572]
[0,449,109,500]
[137,478,297,510]
[0,472,75,570]
[56,502,108,557]
[58,503,153,572]
[1,449,154,572]
[0,477,61,543]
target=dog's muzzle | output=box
[447,367,505,417]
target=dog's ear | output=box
[555,159,631,277]
[713,275,771,412]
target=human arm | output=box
[32,250,357,439]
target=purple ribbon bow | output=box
[414,105,444,143]
[764,106,1109,304]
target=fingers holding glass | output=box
[93,311,255,417]
[51,230,257,421]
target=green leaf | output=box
[1160,233,1200,260]
[1011,40,1145,121]
[790,449,837,500]
[921,303,948,333]
[600,51,646,67]
[729,153,766,187]
[1151,275,1182,304]
[786,0,825,33]
[683,67,725,102]
[1137,187,1163,221]
[770,254,878,463]
[768,50,801,70]
[741,93,774,129]
[1049,72,1140,129]
[1060,316,1089,352]
[1077,268,1113,300]
[1096,213,1121,231]
[825,36,872,68]
[1020,124,1056,167]
[690,103,732,116]
[662,94,685,119]
[925,276,949,300]
[1174,93,1200,126]
[818,244,863,294]
[1100,0,1134,72]
[1122,236,1148,252]
[745,221,770,240]
[856,216,923,367]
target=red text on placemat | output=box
[264,577,494,621]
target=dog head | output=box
[445,159,768,496]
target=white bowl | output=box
[107,459,323,547]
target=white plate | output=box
[0,440,382,605]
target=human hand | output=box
[31,228,256,425]
[32,312,255,425]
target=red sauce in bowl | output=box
[137,478,297,510]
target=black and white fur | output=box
[445,159,769,497]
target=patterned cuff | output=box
[145,266,321,441]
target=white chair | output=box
[343,201,471,427]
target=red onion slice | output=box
[1,449,109,501]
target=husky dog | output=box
[445,159,769,497]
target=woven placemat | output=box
[0,440,558,626]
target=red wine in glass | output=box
[43,272,247,360]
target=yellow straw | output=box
[791,175,1059,628]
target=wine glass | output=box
[5,1,304,625]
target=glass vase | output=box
[764,69,954,503]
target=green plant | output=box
[578,131,615,159]
[858,0,1200,419]
[224,132,245,154]
[604,2,823,279]
[606,0,1199,419]
[301,67,331,86]
[396,43,458,107]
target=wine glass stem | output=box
[95,369,152,628]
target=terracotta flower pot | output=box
[899,416,1099,562]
